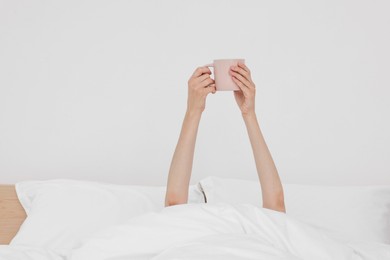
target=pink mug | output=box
[204,59,245,91]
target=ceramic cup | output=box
[204,59,245,91]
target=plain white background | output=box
[1,0,389,185]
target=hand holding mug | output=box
[230,62,256,116]
[186,66,216,114]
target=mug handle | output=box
[203,63,214,78]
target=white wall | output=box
[1,0,389,185]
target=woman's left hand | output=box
[230,62,256,116]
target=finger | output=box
[232,75,250,96]
[232,65,256,89]
[238,62,250,74]
[203,84,216,95]
[195,73,212,83]
[230,71,251,88]
[199,77,215,88]
[230,65,250,81]
[191,66,211,78]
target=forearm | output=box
[165,110,202,206]
[243,112,285,212]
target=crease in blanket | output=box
[197,182,207,203]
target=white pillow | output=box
[199,176,390,244]
[11,179,204,256]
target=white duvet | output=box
[68,203,390,260]
[0,245,63,260]
[2,203,390,260]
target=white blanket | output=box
[0,245,63,260]
[68,203,390,260]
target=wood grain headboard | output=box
[0,185,27,245]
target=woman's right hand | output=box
[186,66,216,114]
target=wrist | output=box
[242,111,257,120]
[185,109,203,118]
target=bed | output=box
[0,177,390,259]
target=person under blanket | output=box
[69,64,390,260]
[165,62,285,213]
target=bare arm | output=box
[164,110,201,206]
[243,113,285,212]
[165,67,216,207]
[230,62,286,213]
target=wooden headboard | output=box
[0,185,27,245]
